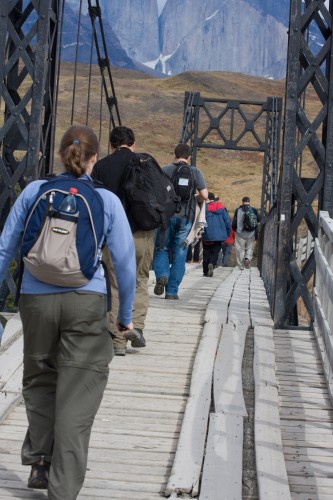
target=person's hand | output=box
[117,321,134,332]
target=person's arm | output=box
[103,192,136,328]
[197,188,208,203]
[194,167,208,202]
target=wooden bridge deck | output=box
[0,265,333,499]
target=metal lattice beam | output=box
[273,0,333,327]
[180,91,282,215]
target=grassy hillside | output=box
[56,63,288,213]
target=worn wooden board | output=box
[0,315,22,351]
[199,413,243,500]
[255,384,290,499]
[214,323,248,416]
[165,321,221,497]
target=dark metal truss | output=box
[180,91,282,216]
[87,0,121,129]
[0,0,59,308]
[0,0,122,310]
[273,0,333,327]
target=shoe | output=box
[165,294,179,300]
[244,258,251,269]
[124,328,146,348]
[28,462,49,489]
[207,263,214,277]
[114,347,126,356]
[154,276,168,296]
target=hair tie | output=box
[72,139,80,145]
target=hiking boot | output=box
[207,263,214,277]
[165,294,179,300]
[244,258,251,269]
[114,347,126,356]
[28,462,50,490]
[154,276,168,296]
[124,328,146,348]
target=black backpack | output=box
[122,153,180,232]
[243,206,259,231]
[172,161,196,201]
[171,162,196,219]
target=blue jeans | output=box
[153,216,193,296]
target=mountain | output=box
[64,0,291,79]
[157,0,288,78]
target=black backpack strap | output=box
[14,259,24,306]
[100,260,112,312]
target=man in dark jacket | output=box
[202,193,231,277]
[232,196,260,270]
[93,126,153,355]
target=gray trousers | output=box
[20,291,113,500]
[235,234,255,268]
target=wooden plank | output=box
[165,321,221,497]
[0,315,22,351]
[255,384,291,500]
[214,323,248,416]
[0,337,23,385]
[199,413,243,500]
[254,325,276,388]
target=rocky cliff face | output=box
[64,0,290,79]
[158,0,288,78]
[102,0,160,62]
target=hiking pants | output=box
[20,291,113,500]
[154,216,192,297]
[221,242,233,266]
[105,229,154,348]
[235,234,255,268]
[202,241,222,275]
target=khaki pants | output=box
[235,234,255,268]
[20,292,113,500]
[104,229,154,349]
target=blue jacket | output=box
[0,175,136,326]
[203,201,231,242]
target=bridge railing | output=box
[313,211,333,396]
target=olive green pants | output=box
[20,291,113,500]
[104,229,154,349]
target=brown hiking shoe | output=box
[207,263,214,277]
[154,276,168,296]
[28,462,50,489]
[244,258,251,269]
[124,328,146,348]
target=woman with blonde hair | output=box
[0,125,136,499]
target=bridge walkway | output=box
[0,265,333,499]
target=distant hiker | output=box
[0,125,136,498]
[93,126,154,355]
[232,196,260,270]
[153,143,208,299]
[186,239,201,263]
[202,192,231,277]
[218,228,236,267]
